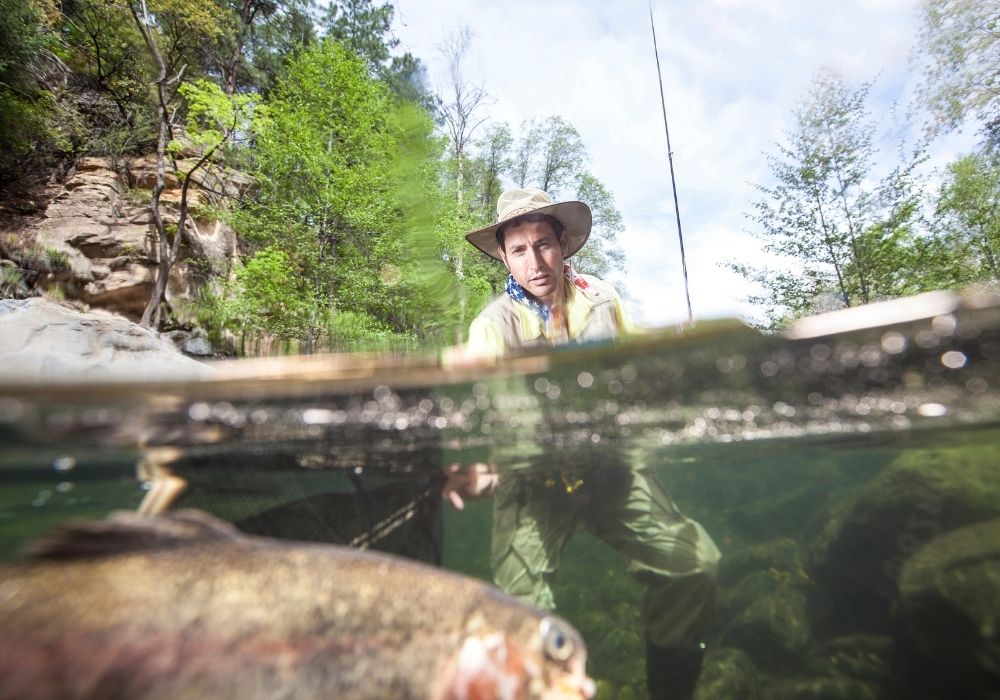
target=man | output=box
[450,188,721,699]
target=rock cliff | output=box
[1,154,252,323]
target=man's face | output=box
[497,220,568,307]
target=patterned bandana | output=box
[505,273,551,321]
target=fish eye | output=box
[539,617,575,662]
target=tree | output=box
[536,116,586,194]
[0,0,57,181]
[728,70,929,328]
[229,40,453,350]
[322,0,432,105]
[125,0,237,328]
[60,0,148,118]
[917,0,1000,149]
[436,26,488,206]
[934,152,1000,282]
[469,122,512,224]
[322,0,395,74]
[201,0,313,96]
[434,26,489,337]
[573,172,625,278]
[510,118,541,187]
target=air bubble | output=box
[53,456,76,472]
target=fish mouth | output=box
[541,673,596,699]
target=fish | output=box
[0,509,595,700]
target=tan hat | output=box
[465,188,592,261]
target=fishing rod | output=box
[649,3,694,325]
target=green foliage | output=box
[177,78,255,156]
[573,173,625,279]
[0,264,25,297]
[202,0,314,96]
[917,0,1000,149]
[223,40,461,350]
[45,248,70,271]
[58,0,153,148]
[234,246,312,339]
[322,0,397,74]
[467,123,513,224]
[0,0,56,179]
[322,0,432,105]
[934,152,1000,281]
[536,116,587,194]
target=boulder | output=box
[894,518,1000,698]
[0,297,212,380]
[809,445,1000,636]
[800,635,899,696]
[25,155,242,321]
[764,676,883,700]
[718,538,804,588]
[694,647,761,700]
[719,569,813,670]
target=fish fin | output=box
[24,509,242,560]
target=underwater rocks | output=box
[694,647,761,699]
[708,540,902,697]
[0,297,211,380]
[718,571,812,670]
[894,517,1000,698]
[712,539,813,672]
[717,537,804,588]
[762,634,900,699]
[809,445,1000,636]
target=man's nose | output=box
[526,247,541,268]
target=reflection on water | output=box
[2,292,999,698]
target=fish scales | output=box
[0,510,594,700]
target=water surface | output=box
[2,293,999,698]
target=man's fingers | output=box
[446,490,465,510]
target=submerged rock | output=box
[809,445,1000,635]
[0,297,211,380]
[894,518,1000,698]
[718,570,812,670]
[765,675,883,700]
[694,647,761,700]
[802,635,899,696]
[717,538,804,588]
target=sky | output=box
[391,0,977,328]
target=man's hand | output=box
[442,463,499,510]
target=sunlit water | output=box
[2,293,999,698]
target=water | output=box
[2,292,999,698]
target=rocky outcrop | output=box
[809,445,1000,636]
[894,518,1000,698]
[695,648,761,700]
[23,155,251,320]
[0,297,211,380]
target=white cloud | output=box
[393,0,976,329]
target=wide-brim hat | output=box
[465,188,592,261]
